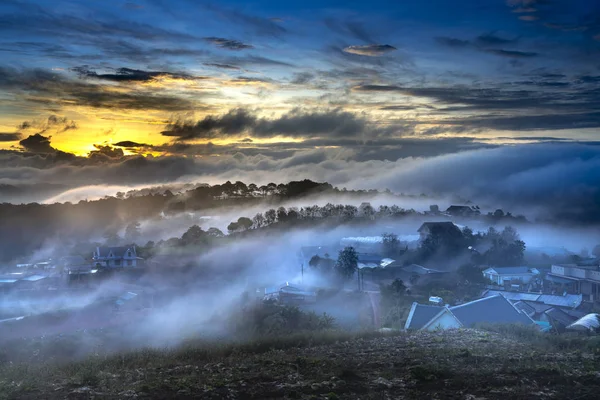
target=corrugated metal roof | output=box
[486,266,538,275]
[519,301,553,314]
[567,314,600,331]
[483,290,582,309]
[513,301,536,316]
[403,264,444,275]
[537,294,582,308]
[483,290,541,302]
[21,274,47,282]
[545,308,577,326]
[545,274,579,284]
[404,303,444,330]
[449,295,534,327]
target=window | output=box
[127,251,132,258]
[127,260,132,266]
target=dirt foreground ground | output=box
[1,328,599,399]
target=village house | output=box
[482,289,585,332]
[92,246,141,268]
[417,221,462,242]
[445,205,480,217]
[482,266,540,287]
[405,294,534,331]
[546,263,600,301]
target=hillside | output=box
[1,328,598,399]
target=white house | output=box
[92,246,140,268]
[482,266,540,286]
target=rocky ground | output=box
[1,328,599,399]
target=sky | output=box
[1,0,600,213]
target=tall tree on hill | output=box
[181,225,205,245]
[336,246,358,280]
[381,232,401,257]
[103,228,121,246]
[483,226,525,266]
[264,209,277,224]
[276,206,288,222]
[252,213,265,228]
[124,221,141,243]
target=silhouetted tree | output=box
[206,227,224,237]
[309,255,336,274]
[103,229,121,246]
[181,225,205,245]
[227,222,239,233]
[237,217,253,231]
[336,246,358,280]
[264,209,277,224]
[382,232,401,257]
[276,206,288,222]
[124,221,141,242]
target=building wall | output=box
[485,273,533,285]
[581,281,593,296]
[589,271,600,282]
[424,312,461,331]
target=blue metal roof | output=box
[484,290,541,302]
[545,274,579,284]
[537,294,582,308]
[449,295,534,327]
[482,290,582,309]
[405,303,444,330]
[487,266,536,275]
[21,274,47,282]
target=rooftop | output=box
[404,303,444,330]
[449,295,533,328]
[417,221,460,233]
[484,266,538,275]
[402,264,444,275]
[482,290,583,309]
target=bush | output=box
[231,303,336,336]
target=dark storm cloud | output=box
[237,55,294,67]
[486,49,538,58]
[0,67,197,111]
[435,37,471,48]
[16,115,78,135]
[290,72,315,85]
[0,133,20,142]
[475,32,519,46]
[353,83,600,130]
[203,63,241,70]
[71,66,204,82]
[229,76,273,84]
[445,112,600,131]
[203,37,254,50]
[19,134,56,153]
[0,5,196,42]
[161,108,385,140]
[88,144,125,161]
[342,44,397,57]
[352,84,402,92]
[435,32,538,59]
[113,141,153,148]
